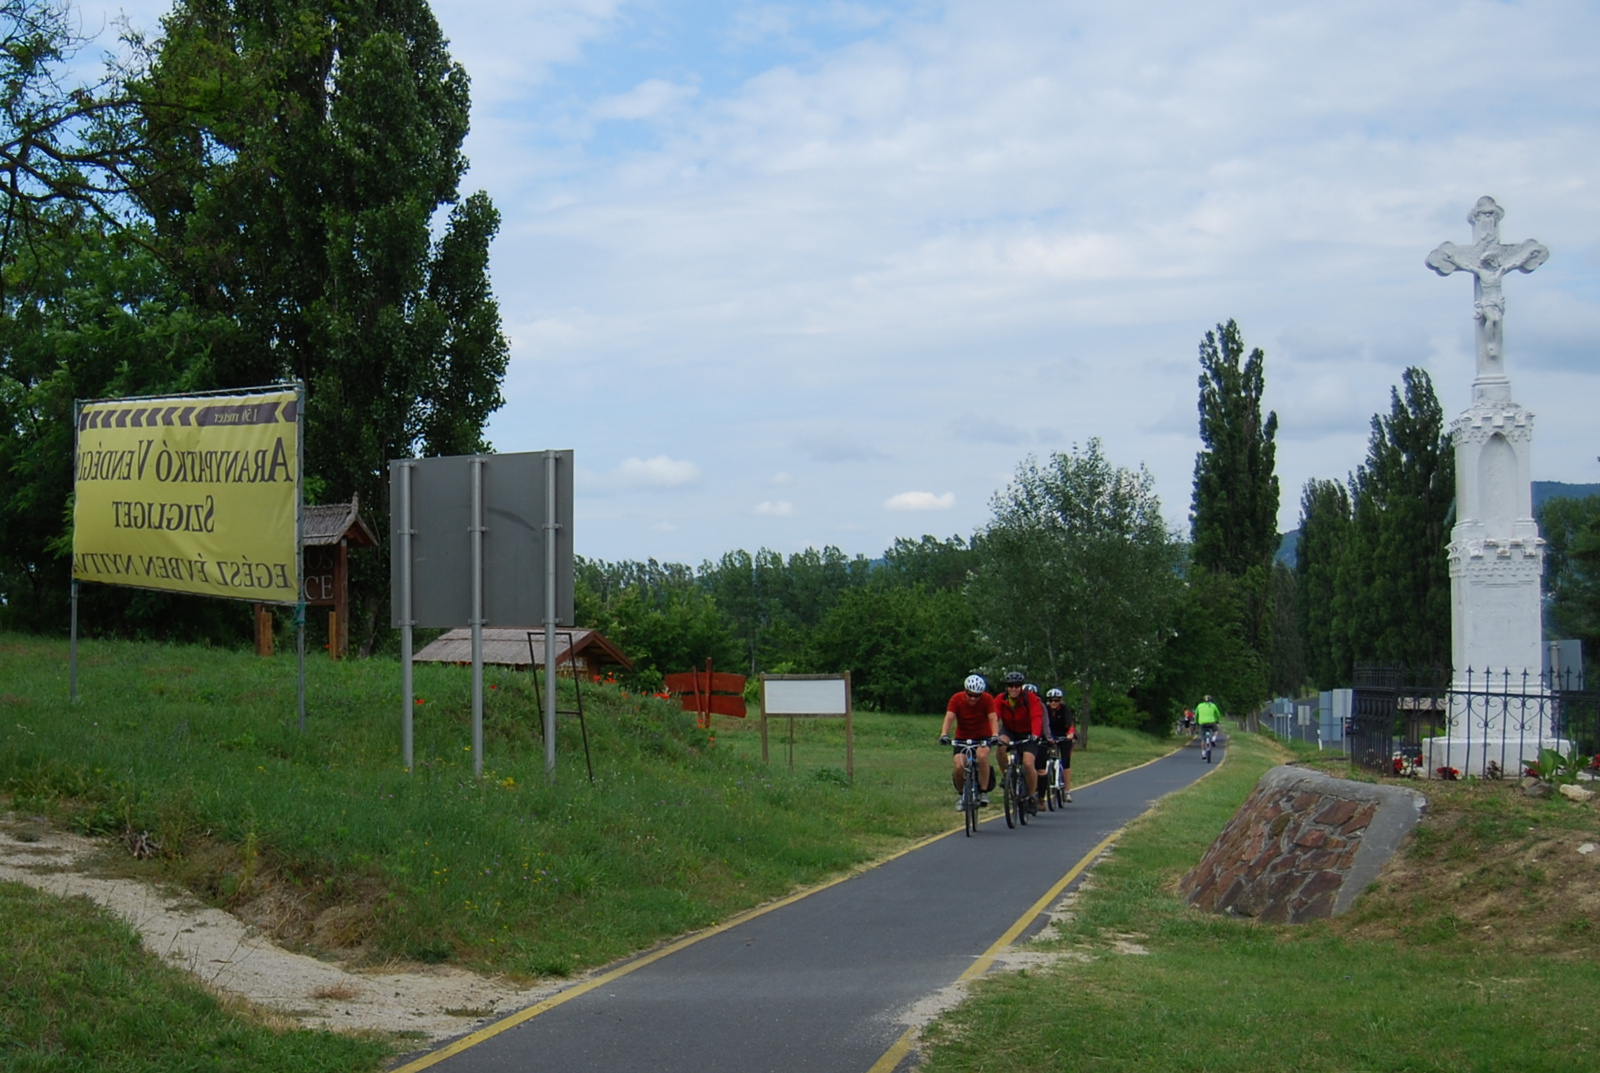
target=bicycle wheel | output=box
[1018,764,1030,825]
[963,758,979,836]
[1002,762,1018,828]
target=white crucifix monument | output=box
[1422,196,1570,776]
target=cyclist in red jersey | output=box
[941,674,998,806]
[994,671,1044,805]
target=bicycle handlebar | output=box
[941,736,998,747]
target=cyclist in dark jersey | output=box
[994,671,1044,805]
[941,674,998,807]
[1043,687,1075,802]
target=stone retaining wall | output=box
[1179,766,1427,924]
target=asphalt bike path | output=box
[396,736,1226,1073]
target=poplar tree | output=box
[1343,368,1454,676]
[1190,319,1280,577]
[1295,478,1353,687]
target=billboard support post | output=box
[399,461,414,771]
[69,580,78,702]
[543,449,559,782]
[389,449,573,777]
[296,382,306,733]
[70,397,79,703]
[470,456,485,779]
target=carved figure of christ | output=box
[1426,196,1548,382]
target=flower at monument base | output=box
[1434,766,1461,781]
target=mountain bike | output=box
[942,737,993,837]
[1000,735,1036,829]
[1041,741,1065,811]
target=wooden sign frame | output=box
[760,673,853,781]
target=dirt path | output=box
[0,814,559,1043]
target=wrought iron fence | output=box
[1349,666,1599,778]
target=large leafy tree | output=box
[807,580,981,714]
[0,1,143,299]
[128,0,508,647]
[970,440,1182,741]
[1342,367,1454,675]
[1133,565,1266,726]
[1191,319,1279,577]
[574,557,741,690]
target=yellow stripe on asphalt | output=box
[389,823,964,1072]
[866,736,1229,1073]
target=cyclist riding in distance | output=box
[1043,687,1075,802]
[995,671,1044,806]
[941,674,998,807]
[1195,695,1221,755]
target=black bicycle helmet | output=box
[1002,670,1025,687]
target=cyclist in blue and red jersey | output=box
[940,674,998,807]
[995,671,1044,805]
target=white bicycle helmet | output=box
[1045,688,1064,700]
[963,674,986,694]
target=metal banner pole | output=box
[400,461,415,771]
[69,580,78,702]
[296,603,306,732]
[543,449,559,782]
[295,382,306,733]
[471,456,485,779]
[70,399,80,703]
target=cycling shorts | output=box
[999,735,1040,760]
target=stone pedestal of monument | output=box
[1418,197,1569,777]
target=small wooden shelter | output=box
[412,627,633,677]
[302,495,378,658]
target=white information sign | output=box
[760,673,853,780]
[763,676,848,716]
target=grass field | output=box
[0,632,1177,1066]
[918,731,1600,1073]
[0,881,390,1072]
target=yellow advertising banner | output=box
[72,388,301,603]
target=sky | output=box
[79,0,1600,565]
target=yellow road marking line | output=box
[863,825,1122,1073]
[389,824,960,1072]
[866,737,1229,1072]
[392,740,1196,1072]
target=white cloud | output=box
[754,500,795,516]
[884,491,955,512]
[651,520,677,532]
[606,456,702,489]
[592,79,699,122]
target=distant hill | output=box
[1273,481,1600,572]
[1276,529,1299,569]
[1533,481,1600,511]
